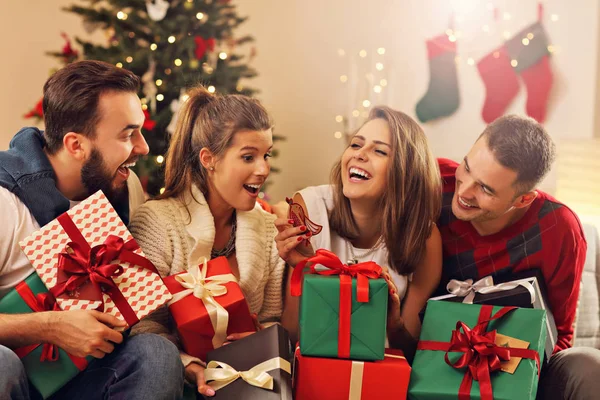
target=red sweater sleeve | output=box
[543,210,587,352]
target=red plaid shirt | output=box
[437,158,587,352]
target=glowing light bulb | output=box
[359,50,367,58]
[467,58,475,66]
[377,48,386,55]
[156,155,164,164]
[380,79,387,87]
[511,59,518,67]
[116,62,123,68]
[522,38,530,46]
[117,11,128,20]
[362,100,371,108]
[174,59,182,66]
[340,75,348,83]
[334,131,343,139]
[373,85,382,93]
[375,63,384,71]
[159,188,165,194]
[168,36,176,43]
[196,12,204,20]
[156,79,163,86]
[156,94,164,101]
[219,52,228,60]
[208,86,216,93]
[126,56,133,63]
[150,43,158,51]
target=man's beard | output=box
[81,148,128,207]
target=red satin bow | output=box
[194,36,215,60]
[13,282,88,370]
[418,305,541,400]
[291,249,382,301]
[291,249,382,358]
[51,235,132,304]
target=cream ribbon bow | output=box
[204,357,291,391]
[168,258,236,348]
[446,276,536,304]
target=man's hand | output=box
[185,363,215,397]
[274,218,314,267]
[48,310,126,358]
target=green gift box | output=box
[409,301,546,400]
[0,273,92,399]
[292,249,388,361]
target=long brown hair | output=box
[329,106,441,275]
[159,86,272,204]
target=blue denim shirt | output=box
[0,127,129,226]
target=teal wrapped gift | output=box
[0,273,91,399]
[291,249,388,361]
[409,301,546,400]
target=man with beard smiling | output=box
[436,115,600,399]
[0,61,183,399]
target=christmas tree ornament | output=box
[60,32,79,64]
[141,59,158,114]
[194,36,216,60]
[143,109,157,131]
[24,98,44,120]
[146,0,169,21]
[286,197,322,246]
[415,33,460,123]
[166,89,187,135]
[82,20,102,34]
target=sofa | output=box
[574,223,600,349]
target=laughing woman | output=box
[129,86,289,397]
[275,106,442,362]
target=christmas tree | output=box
[25,0,282,198]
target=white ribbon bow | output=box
[204,357,291,391]
[446,276,536,304]
[168,258,236,348]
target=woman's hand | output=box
[223,313,263,344]
[381,267,404,335]
[274,218,314,267]
[185,363,215,397]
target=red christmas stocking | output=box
[506,21,553,123]
[477,46,520,123]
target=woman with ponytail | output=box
[129,86,289,397]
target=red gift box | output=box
[294,347,411,400]
[164,256,256,360]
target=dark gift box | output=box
[428,268,557,364]
[204,324,293,399]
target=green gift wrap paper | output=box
[0,273,92,399]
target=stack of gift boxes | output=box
[292,249,412,400]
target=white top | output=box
[0,171,146,299]
[298,184,409,301]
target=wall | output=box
[1,0,598,203]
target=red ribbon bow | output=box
[194,36,216,60]
[291,249,382,358]
[13,282,88,370]
[50,213,159,326]
[418,305,541,400]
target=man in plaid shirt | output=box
[437,115,599,400]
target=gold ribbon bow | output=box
[168,258,236,348]
[446,276,536,304]
[204,357,291,391]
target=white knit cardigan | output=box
[128,185,285,366]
